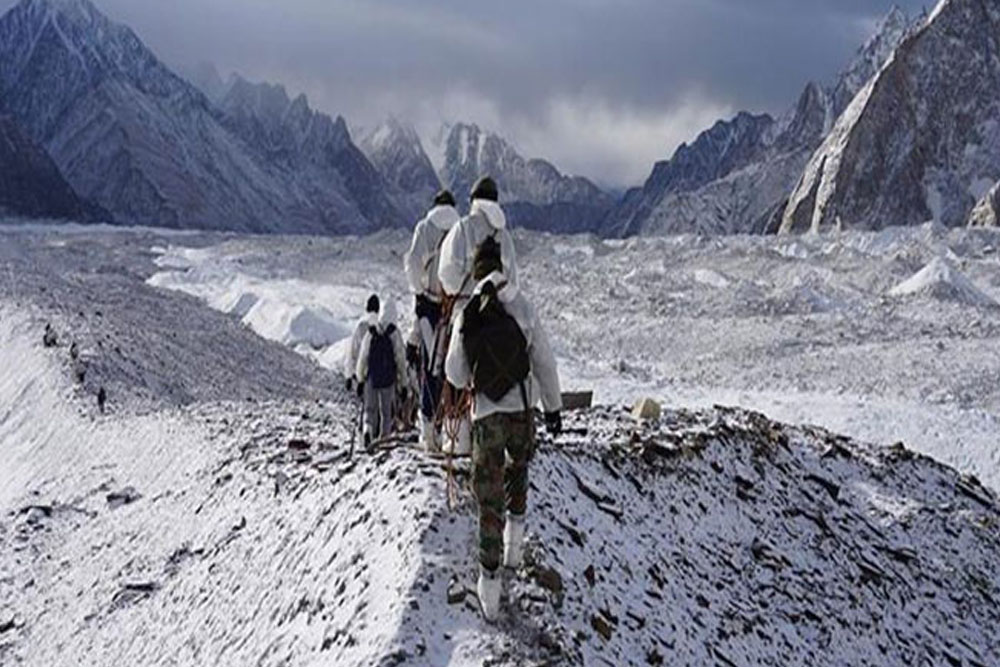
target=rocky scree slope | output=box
[0,227,339,413]
[2,370,998,665]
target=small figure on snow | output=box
[355,298,408,449]
[42,323,58,348]
[344,294,380,395]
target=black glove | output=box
[345,377,354,393]
[544,411,562,436]
[406,343,419,366]
[356,381,365,399]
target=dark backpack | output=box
[461,283,530,403]
[367,324,397,389]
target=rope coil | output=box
[431,293,472,510]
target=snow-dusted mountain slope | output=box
[2,237,999,666]
[359,118,442,224]
[216,75,406,232]
[180,60,227,104]
[0,115,105,221]
[781,0,1000,233]
[434,122,615,234]
[0,0,399,234]
[602,7,912,238]
[0,226,339,413]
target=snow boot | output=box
[503,512,525,569]
[477,566,501,622]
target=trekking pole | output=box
[349,390,361,459]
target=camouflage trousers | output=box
[472,411,535,572]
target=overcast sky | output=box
[7,0,931,186]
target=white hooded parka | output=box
[437,200,518,300]
[404,204,460,301]
[355,300,408,389]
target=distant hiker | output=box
[444,236,562,622]
[438,176,519,302]
[355,298,408,448]
[404,190,460,452]
[42,323,57,348]
[344,294,380,394]
[436,177,520,455]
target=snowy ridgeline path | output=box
[2,303,999,665]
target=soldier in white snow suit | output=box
[438,176,519,302]
[344,294,380,393]
[403,190,460,452]
[355,299,408,447]
[445,236,562,622]
[436,177,520,456]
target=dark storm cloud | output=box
[1,0,933,184]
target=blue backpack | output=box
[367,325,397,389]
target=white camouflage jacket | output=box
[404,204,459,301]
[437,200,518,300]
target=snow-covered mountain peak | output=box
[223,75,293,119]
[359,117,441,221]
[364,116,422,153]
[830,5,913,116]
[1,0,200,117]
[599,4,916,239]
[417,120,614,231]
[180,60,226,103]
[24,0,102,26]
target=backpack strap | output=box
[422,226,450,274]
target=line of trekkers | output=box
[342,176,564,621]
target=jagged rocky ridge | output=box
[433,122,615,234]
[215,75,405,232]
[0,114,105,221]
[601,7,912,238]
[0,0,402,233]
[359,118,442,223]
[781,0,1000,233]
